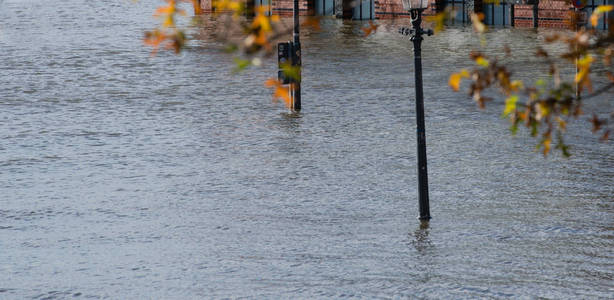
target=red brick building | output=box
[199,0,607,28]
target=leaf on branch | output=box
[362,21,379,37]
[503,95,518,117]
[601,130,611,141]
[510,80,523,92]
[233,58,251,73]
[425,9,452,33]
[556,116,567,131]
[470,13,486,34]
[145,0,200,55]
[591,114,604,132]
[537,132,552,156]
[576,54,594,92]
[590,5,614,27]
[475,56,489,67]
[449,69,470,92]
[536,47,549,58]
[155,2,177,16]
[302,17,322,31]
[280,63,301,81]
[536,102,550,120]
[265,78,292,108]
[542,137,552,156]
[555,133,571,157]
[474,94,491,109]
[213,0,244,16]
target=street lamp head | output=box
[401,0,429,10]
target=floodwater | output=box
[1,0,613,298]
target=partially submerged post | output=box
[399,0,432,221]
[276,0,302,111]
[532,0,539,28]
[292,0,301,110]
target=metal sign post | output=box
[292,0,302,110]
[276,0,302,111]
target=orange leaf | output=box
[449,69,470,91]
[542,137,551,156]
[192,0,203,14]
[362,21,379,37]
[265,78,292,108]
[302,17,321,31]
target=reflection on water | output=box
[411,221,434,255]
[1,0,613,298]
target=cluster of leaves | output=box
[450,10,613,156]
[145,0,384,108]
[144,0,202,54]
[144,1,610,155]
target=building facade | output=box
[199,0,610,29]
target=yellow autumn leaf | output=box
[510,80,523,92]
[542,137,551,156]
[536,102,550,120]
[425,12,446,33]
[575,54,594,92]
[556,116,567,131]
[155,3,176,16]
[253,15,272,32]
[475,56,489,67]
[590,5,614,27]
[213,0,243,15]
[503,95,518,117]
[449,69,470,91]
[471,13,486,33]
[162,15,175,27]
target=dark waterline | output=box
[1,0,613,298]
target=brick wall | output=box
[198,0,313,15]
[199,0,585,29]
[272,0,314,15]
[375,0,438,19]
[513,1,575,28]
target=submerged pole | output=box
[410,9,431,221]
[292,0,302,110]
[533,0,539,28]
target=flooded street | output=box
[1,0,613,298]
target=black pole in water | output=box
[292,0,302,110]
[410,9,431,221]
[532,0,539,28]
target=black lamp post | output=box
[399,0,432,221]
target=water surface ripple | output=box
[1,0,613,298]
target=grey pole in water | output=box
[292,0,302,110]
[410,9,431,221]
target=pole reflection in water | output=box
[412,220,434,255]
